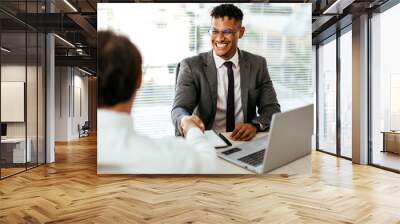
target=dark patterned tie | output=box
[223,61,235,132]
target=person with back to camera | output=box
[97,31,216,174]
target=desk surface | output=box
[98,132,311,175]
[215,132,311,175]
[381,131,400,134]
[1,137,27,143]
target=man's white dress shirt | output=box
[212,50,244,133]
[97,109,217,174]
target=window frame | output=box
[315,22,352,161]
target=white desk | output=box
[97,132,311,175]
[1,138,32,163]
[215,132,311,175]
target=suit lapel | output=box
[239,49,250,122]
[204,51,218,116]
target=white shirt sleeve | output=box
[116,127,217,174]
[184,127,217,173]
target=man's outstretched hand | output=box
[181,115,205,137]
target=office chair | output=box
[79,121,90,138]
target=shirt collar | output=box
[98,109,134,132]
[213,49,239,69]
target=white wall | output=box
[55,67,89,141]
[1,65,37,138]
[1,63,46,164]
[55,67,69,141]
[72,73,89,138]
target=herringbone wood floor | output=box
[1,135,400,224]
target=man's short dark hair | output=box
[210,4,243,22]
[98,31,142,107]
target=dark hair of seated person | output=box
[98,30,142,107]
[211,4,243,22]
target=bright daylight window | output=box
[98,3,312,137]
[371,3,400,170]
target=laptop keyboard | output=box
[238,149,266,167]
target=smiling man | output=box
[172,4,281,141]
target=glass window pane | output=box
[0,1,46,179]
[38,33,45,165]
[1,30,28,177]
[318,37,337,154]
[340,29,352,158]
[371,4,400,171]
[27,31,38,169]
[26,0,40,169]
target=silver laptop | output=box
[218,104,313,174]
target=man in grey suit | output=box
[172,4,280,141]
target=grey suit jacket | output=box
[172,49,281,136]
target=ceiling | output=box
[0,0,391,75]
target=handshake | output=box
[180,115,257,141]
[180,115,205,136]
